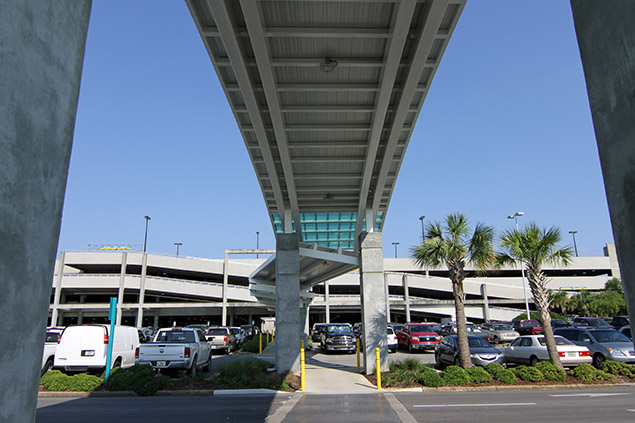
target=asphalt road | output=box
[37,387,635,423]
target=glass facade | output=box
[272,212,384,250]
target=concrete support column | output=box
[324,281,330,323]
[571,1,635,346]
[481,284,490,322]
[0,2,91,420]
[116,252,127,325]
[385,273,391,323]
[229,308,234,326]
[359,232,388,374]
[299,300,310,345]
[403,274,411,323]
[50,251,66,326]
[275,234,301,375]
[136,253,148,327]
[222,250,229,326]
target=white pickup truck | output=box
[135,327,212,374]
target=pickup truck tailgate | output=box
[138,344,186,362]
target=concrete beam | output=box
[359,232,388,374]
[570,0,635,347]
[0,1,91,421]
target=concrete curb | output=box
[38,382,635,398]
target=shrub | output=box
[485,363,506,377]
[535,361,566,382]
[417,370,445,388]
[570,363,615,383]
[466,366,492,383]
[240,335,270,353]
[496,369,517,384]
[441,366,470,386]
[513,365,545,382]
[40,370,103,392]
[603,361,635,379]
[216,359,284,389]
[107,364,162,396]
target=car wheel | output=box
[435,353,445,369]
[529,355,538,366]
[408,342,413,353]
[42,358,54,376]
[593,353,605,369]
[493,336,500,345]
[188,356,197,376]
[203,355,212,372]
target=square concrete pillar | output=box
[359,232,388,374]
[0,1,92,421]
[571,1,635,346]
[275,234,301,375]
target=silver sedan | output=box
[502,335,592,367]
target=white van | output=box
[54,325,139,372]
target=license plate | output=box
[157,361,167,367]
[567,352,576,357]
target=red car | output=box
[397,323,441,353]
[512,319,543,335]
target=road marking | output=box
[265,393,302,423]
[627,409,635,413]
[414,403,536,408]
[385,393,418,423]
[550,393,631,398]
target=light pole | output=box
[174,242,182,257]
[419,216,425,242]
[143,216,151,253]
[569,231,578,257]
[392,242,399,258]
[507,211,531,319]
[256,231,260,259]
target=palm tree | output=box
[498,224,572,369]
[411,213,495,368]
[549,290,570,315]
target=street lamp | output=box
[256,231,260,259]
[419,216,425,242]
[507,211,531,319]
[392,242,399,258]
[174,242,182,257]
[569,231,578,257]
[143,216,151,253]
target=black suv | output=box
[610,316,630,329]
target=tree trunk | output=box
[527,265,564,369]
[449,262,472,368]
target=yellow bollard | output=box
[376,347,381,390]
[273,331,275,343]
[300,340,306,391]
[356,338,360,370]
[259,332,262,354]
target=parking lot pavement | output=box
[307,346,436,371]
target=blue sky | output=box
[58,0,613,259]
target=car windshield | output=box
[327,325,352,335]
[584,318,608,326]
[522,321,539,327]
[391,325,403,332]
[230,328,240,335]
[468,337,490,348]
[493,324,512,331]
[45,332,60,343]
[387,328,394,335]
[538,336,572,346]
[466,323,477,331]
[207,328,228,335]
[592,330,630,343]
[411,325,436,332]
[155,331,195,343]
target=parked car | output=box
[440,323,491,343]
[136,327,211,374]
[435,335,505,368]
[512,319,543,335]
[137,329,152,343]
[205,327,236,354]
[610,316,630,329]
[619,326,631,339]
[389,323,404,333]
[397,323,441,352]
[548,319,571,329]
[312,323,329,342]
[353,322,363,338]
[554,327,635,368]
[240,324,254,339]
[186,324,208,332]
[41,327,64,375]
[571,317,611,328]
[321,323,356,353]
[386,327,398,353]
[502,335,591,367]
[229,327,246,348]
[54,324,139,372]
[480,322,519,344]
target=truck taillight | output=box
[104,333,109,345]
[184,347,191,358]
[135,347,139,358]
[224,336,227,342]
